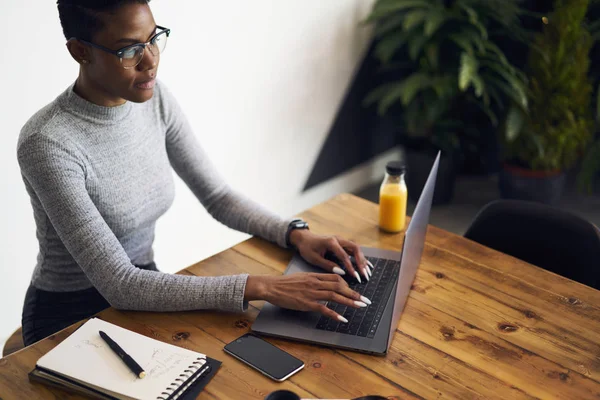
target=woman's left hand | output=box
[289,230,372,283]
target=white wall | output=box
[0,0,400,348]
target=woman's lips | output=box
[135,79,155,90]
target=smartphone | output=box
[223,333,304,381]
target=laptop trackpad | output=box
[285,254,322,275]
[258,302,321,328]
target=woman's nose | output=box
[137,45,158,71]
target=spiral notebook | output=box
[28,317,221,400]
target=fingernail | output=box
[354,301,367,307]
[367,260,374,269]
[337,315,349,323]
[354,271,362,283]
[367,267,372,277]
[363,269,370,281]
[360,295,372,305]
[332,267,346,276]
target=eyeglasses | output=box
[74,26,170,69]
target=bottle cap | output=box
[385,161,406,176]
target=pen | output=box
[99,330,146,379]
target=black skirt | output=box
[21,262,159,347]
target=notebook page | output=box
[36,318,206,400]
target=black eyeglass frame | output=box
[72,25,170,68]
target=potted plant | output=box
[364,0,529,204]
[578,137,600,193]
[500,0,594,205]
[577,6,600,194]
[577,82,600,193]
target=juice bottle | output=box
[379,161,407,233]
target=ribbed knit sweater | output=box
[17,80,293,313]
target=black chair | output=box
[464,200,600,290]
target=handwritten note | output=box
[36,318,206,400]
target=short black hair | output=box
[57,0,150,41]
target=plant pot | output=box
[405,150,456,205]
[498,164,566,206]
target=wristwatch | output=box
[285,218,309,249]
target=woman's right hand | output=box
[244,273,372,322]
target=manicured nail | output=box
[363,269,370,281]
[354,301,367,307]
[337,315,349,323]
[367,260,374,270]
[360,295,372,305]
[332,267,346,276]
[354,271,362,283]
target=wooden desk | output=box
[1,193,600,400]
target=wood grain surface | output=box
[1,193,599,400]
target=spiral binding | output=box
[156,357,207,400]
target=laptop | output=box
[251,151,440,355]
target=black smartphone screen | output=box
[224,333,304,381]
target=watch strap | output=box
[285,219,309,248]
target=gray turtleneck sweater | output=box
[17,81,293,313]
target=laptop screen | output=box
[386,152,440,351]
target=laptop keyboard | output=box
[315,256,400,338]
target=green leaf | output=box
[403,10,428,31]
[374,14,405,37]
[364,73,432,115]
[449,26,486,54]
[468,32,486,54]
[459,4,478,21]
[577,140,600,193]
[398,73,431,106]
[531,133,546,162]
[459,53,478,92]
[481,60,528,108]
[485,75,528,111]
[484,40,509,58]
[366,0,430,22]
[469,19,488,41]
[449,34,474,55]
[431,76,456,98]
[471,74,485,97]
[459,4,488,40]
[363,83,398,107]
[374,31,411,62]
[408,33,429,61]
[424,10,447,36]
[486,86,505,109]
[462,0,530,42]
[505,106,524,142]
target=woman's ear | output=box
[66,38,91,66]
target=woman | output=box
[17,0,373,346]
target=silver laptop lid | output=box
[386,151,440,351]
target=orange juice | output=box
[378,161,407,233]
[379,184,407,232]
